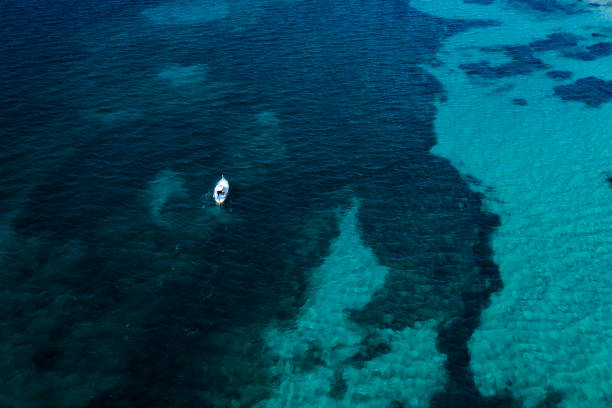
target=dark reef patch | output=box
[513,98,528,105]
[465,0,587,13]
[464,174,484,186]
[462,30,611,82]
[547,70,572,80]
[566,41,612,61]
[354,153,511,406]
[535,388,564,408]
[509,0,585,14]
[350,333,392,369]
[529,33,580,51]
[505,45,548,67]
[460,46,546,78]
[554,76,612,106]
[466,0,586,13]
[525,33,612,62]
[329,369,348,400]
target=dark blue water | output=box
[1,0,585,406]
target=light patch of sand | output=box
[258,204,446,408]
[157,64,207,87]
[146,169,189,227]
[411,0,612,406]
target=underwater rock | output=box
[350,334,392,368]
[534,388,563,408]
[554,76,612,106]
[567,42,612,61]
[460,61,524,78]
[389,400,405,408]
[509,0,583,14]
[505,45,547,66]
[460,46,546,78]
[529,33,580,51]
[329,369,348,400]
[547,70,572,80]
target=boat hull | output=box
[213,176,229,205]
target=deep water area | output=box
[2,0,611,407]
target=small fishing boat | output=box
[213,175,229,205]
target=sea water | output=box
[412,1,612,406]
[1,0,610,407]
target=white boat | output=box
[213,175,229,205]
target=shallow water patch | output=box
[259,204,446,408]
[146,169,189,227]
[415,0,612,404]
[157,64,207,87]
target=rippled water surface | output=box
[2,0,611,407]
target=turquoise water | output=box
[1,0,611,407]
[413,1,612,406]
